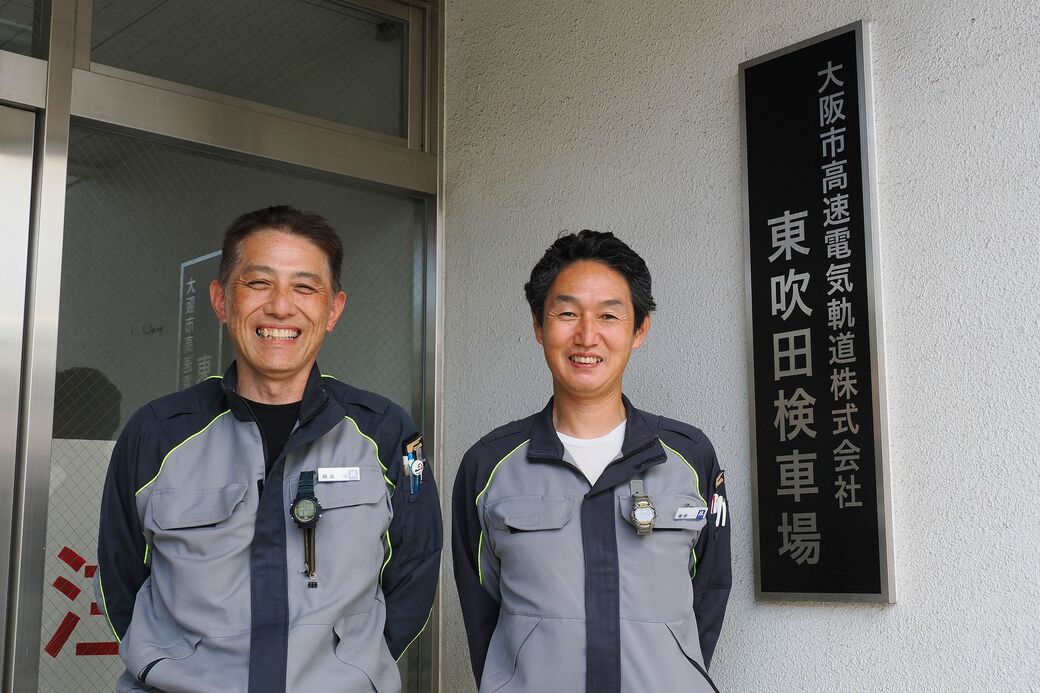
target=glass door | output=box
[36,122,430,692]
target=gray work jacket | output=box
[453,396,731,693]
[95,363,441,692]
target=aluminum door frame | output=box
[0,104,37,689]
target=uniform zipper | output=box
[238,397,270,497]
[238,391,328,496]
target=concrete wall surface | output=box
[440,0,1040,691]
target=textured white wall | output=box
[440,0,1040,691]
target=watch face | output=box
[633,506,655,524]
[292,498,318,523]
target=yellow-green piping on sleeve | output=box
[205,375,223,380]
[660,439,706,578]
[135,410,231,496]
[380,530,393,585]
[97,570,121,643]
[343,416,396,490]
[477,530,486,585]
[474,439,529,507]
[659,440,707,506]
[343,416,388,470]
[395,607,433,663]
[143,543,150,565]
[474,439,529,586]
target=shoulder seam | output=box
[474,439,530,506]
[658,439,707,506]
[135,409,231,495]
[343,415,396,489]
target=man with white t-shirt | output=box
[452,230,731,693]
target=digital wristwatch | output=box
[629,479,656,535]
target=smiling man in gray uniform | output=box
[96,206,441,692]
[453,230,731,693]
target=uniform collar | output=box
[527,394,667,494]
[221,361,329,424]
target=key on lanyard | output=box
[403,434,425,496]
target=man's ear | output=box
[633,314,651,349]
[532,313,544,345]
[325,291,347,333]
[210,280,228,324]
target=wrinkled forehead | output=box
[233,229,334,280]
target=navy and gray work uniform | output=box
[453,396,731,693]
[95,363,441,693]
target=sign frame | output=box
[177,249,226,390]
[740,20,895,603]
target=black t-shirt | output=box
[244,398,302,475]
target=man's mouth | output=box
[256,327,300,340]
[569,355,603,365]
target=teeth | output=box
[257,327,300,339]
[570,356,602,364]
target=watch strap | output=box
[297,470,316,498]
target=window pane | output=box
[0,0,43,57]
[91,0,407,136]
[39,123,426,691]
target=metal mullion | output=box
[424,1,439,156]
[406,5,425,151]
[420,195,440,693]
[72,0,89,69]
[4,0,77,691]
[70,68,437,194]
[0,104,36,693]
[430,3,444,688]
[85,62,409,149]
[0,51,48,109]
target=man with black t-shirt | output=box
[96,206,441,692]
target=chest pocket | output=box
[151,483,249,530]
[486,495,572,533]
[485,495,574,572]
[619,494,707,532]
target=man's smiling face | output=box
[210,229,346,396]
[533,260,649,404]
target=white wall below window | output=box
[440,0,1040,690]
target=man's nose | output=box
[265,287,296,317]
[574,315,598,345]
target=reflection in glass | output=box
[0,0,43,57]
[38,123,426,692]
[91,0,407,135]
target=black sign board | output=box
[740,22,894,602]
[177,250,228,390]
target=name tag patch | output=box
[674,506,707,521]
[318,467,360,482]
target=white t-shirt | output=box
[557,420,627,485]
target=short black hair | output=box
[524,230,656,331]
[218,205,344,293]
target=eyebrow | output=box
[551,295,626,308]
[241,264,324,283]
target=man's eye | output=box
[558,311,578,318]
[294,285,318,294]
[601,314,619,321]
[246,280,270,289]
